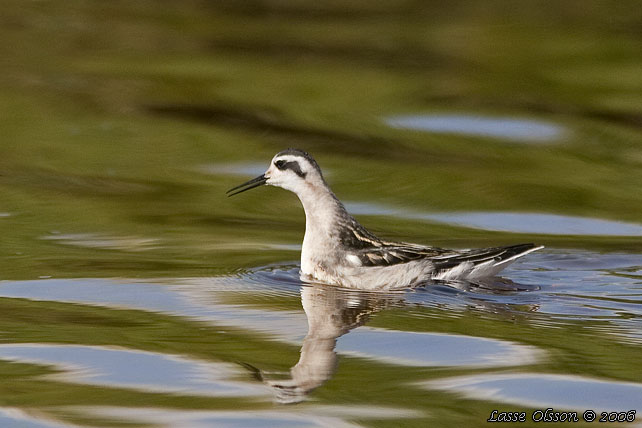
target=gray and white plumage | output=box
[227,148,543,290]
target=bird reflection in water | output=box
[244,284,400,404]
[242,277,539,404]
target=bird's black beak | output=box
[226,174,268,197]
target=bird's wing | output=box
[350,242,454,267]
[350,242,540,269]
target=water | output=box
[1,253,641,425]
[385,114,566,143]
[0,344,267,397]
[2,1,642,427]
[427,373,642,413]
[346,202,642,236]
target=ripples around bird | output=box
[0,247,640,426]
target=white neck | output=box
[295,182,343,274]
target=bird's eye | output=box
[275,160,286,170]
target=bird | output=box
[227,148,543,290]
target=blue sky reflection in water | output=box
[426,373,642,412]
[68,406,419,428]
[385,114,566,143]
[0,409,70,428]
[0,344,268,397]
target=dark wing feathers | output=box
[431,243,538,269]
[354,244,452,267]
[353,242,538,269]
[339,214,538,269]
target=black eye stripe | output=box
[274,159,306,178]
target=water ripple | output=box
[346,202,642,236]
[0,344,267,397]
[386,114,566,142]
[70,405,421,428]
[425,373,642,412]
[0,408,73,428]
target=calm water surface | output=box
[2,1,642,427]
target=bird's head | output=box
[227,148,325,196]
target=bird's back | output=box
[322,218,541,287]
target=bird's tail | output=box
[432,243,543,280]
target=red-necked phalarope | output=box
[227,148,543,289]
